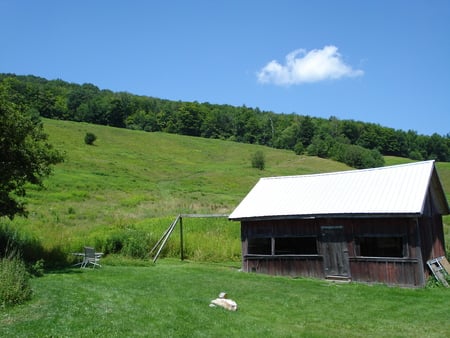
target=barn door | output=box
[321,226,350,279]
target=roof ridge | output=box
[260,160,435,181]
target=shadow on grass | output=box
[0,223,71,271]
[45,267,88,274]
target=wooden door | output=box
[321,226,350,278]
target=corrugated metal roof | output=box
[229,160,449,221]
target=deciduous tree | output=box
[0,86,63,218]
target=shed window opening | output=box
[247,236,318,256]
[275,237,318,255]
[248,237,271,255]
[357,236,405,258]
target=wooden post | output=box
[180,216,184,261]
[152,215,179,263]
[152,214,229,263]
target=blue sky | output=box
[1,0,449,136]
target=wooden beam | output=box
[180,214,229,218]
[152,214,230,263]
[180,217,184,261]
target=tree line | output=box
[1,73,449,168]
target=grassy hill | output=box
[4,119,450,262]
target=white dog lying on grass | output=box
[209,292,238,311]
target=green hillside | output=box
[41,118,350,214]
[4,119,450,263]
[2,74,450,168]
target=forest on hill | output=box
[1,73,449,168]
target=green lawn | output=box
[1,260,449,337]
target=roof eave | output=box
[229,212,422,222]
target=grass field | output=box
[2,119,450,337]
[1,260,449,338]
[2,119,450,261]
[4,119,351,258]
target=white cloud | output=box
[257,45,364,85]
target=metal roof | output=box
[229,160,450,221]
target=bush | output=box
[294,141,305,155]
[251,150,265,170]
[306,137,333,158]
[103,229,154,259]
[330,143,384,169]
[0,255,32,307]
[84,132,97,145]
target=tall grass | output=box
[67,217,241,263]
[3,120,450,266]
[3,119,350,263]
[0,255,32,308]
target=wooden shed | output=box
[229,160,449,287]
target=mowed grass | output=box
[1,260,449,338]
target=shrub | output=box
[251,150,265,170]
[409,150,423,161]
[103,229,153,259]
[294,141,305,155]
[306,137,333,158]
[29,259,45,277]
[0,255,32,307]
[84,132,97,145]
[121,232,150,259]
[330,143,384,169]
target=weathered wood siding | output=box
[243,256,324,278]
[240,216,445,287]
[349,258,422,286]
[418,214,446,279]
